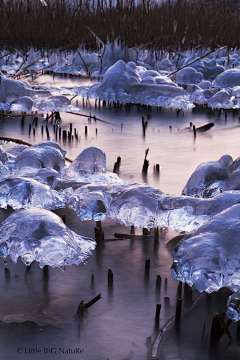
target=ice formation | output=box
[227,292,240,322]
[0,177,65,210]
[14,142,66,175]
[64,146,126,184]
[72,60,194,109]
[176,67,203,85]
[0,73,79,112]
[213,69,240,88]
[68,183,240,231]
[0,208,96,269]
[171,204,240,294]
[3,45,240,109]
[182,154,240,198]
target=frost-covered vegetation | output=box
[1,0,240,49]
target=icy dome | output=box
[0,209,96,269]
[64,147,126,184]
[0,177,65,210]
[14,142,66,175]
[213,69,240,88]
[171,204,240,294]
[181,154,240,198]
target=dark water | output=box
[1,75,240,359]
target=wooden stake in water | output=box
[155,304,161,328]
[142,148,149,173]
[175,299,182,324]
[156,275,161,291]
[108,269,113,287]
[164,297,170,307]
[145,259,150,277]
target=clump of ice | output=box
[68,182,240,231]
[176,67,203,85]
[7,145,29,157]
[0,177,65,210]
[80,60,194,109]
[9,96,33,111]
[0,73,78,112]
[0,208,96,269]
[64,147,126,184]
[14,141,66,175]
[213,69,240,88]
[181,154,240,198]
[171,204,240,295]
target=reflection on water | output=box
[1,75,240,359]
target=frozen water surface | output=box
[0,208,96,269]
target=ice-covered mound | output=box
[0,208,96,269]
[64,147,126,184]
[208,89,234,109]
[14,141,66,175]
[7,144,29,157]
[9,96,33,111]
[33,95,72,112]
[83,60,193,109]
[182,154,240,197]
[171,204,240,295]
[213,69,240,88]
[0,75,33,102]
[68,182,240,231]
[201,58,224,81]
[0,177,65,210]
[176,67,203,85]
[0,74,79,112]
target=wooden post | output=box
[193,125,196,139]
[96,221,102,230]
[156,275,161,291]
[155,304,161,327]
[143,228,150,235]
[177,281,182,298]
[164,297,170,307]
[142,148,149,173]
[165,278,168,290]
[5,267,10,280]
[43,265,49,280]
[145,259,150,277]
[108,269,113,287]
[46,125,50,140]
[142,115,146,136]
[94,226,104,243]
[175,299,182,324]
[154,227,159,241]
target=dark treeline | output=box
[0,0,240,51]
